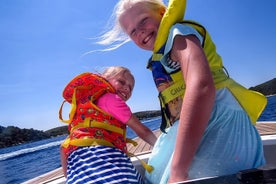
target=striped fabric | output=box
[66,146,144,184]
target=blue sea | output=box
[0,95,275,184]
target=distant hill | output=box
[0,110,161,148]
[45,125,69,137]
[249,78,276,96]
[0,125,51,148]
[134,110,161,120]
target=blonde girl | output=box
[98,1,266,183]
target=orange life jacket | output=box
[59,72,128,156]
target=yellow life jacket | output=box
[153,0,187,53]
[148,0,267,132]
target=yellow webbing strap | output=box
[59,100,70,123]
[59,85,104,124]
[159,80,185,104]
[61,136,70,148]
[159,72,185,104]
[59,87,79,124]
[153,0,187,53]
[71,118,124,135]
[216,78,267,124]
[127,152,154,173]
[126,138,138,146]
[151,53,163,62]
[61,125,138,149]
[68,135,138,148]
[159,68,267,124]
[61,137,118,149]
[69,138,115,147]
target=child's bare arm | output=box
[126,114,157,146]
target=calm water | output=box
[258,95,276,121]
[0,117,162,184]
[0,96,275,184]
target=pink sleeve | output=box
[96,93,132,123]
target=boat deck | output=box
[23,121,276,184]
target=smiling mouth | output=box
[119,91,128,101]
[143,32,154,45]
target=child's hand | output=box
[167,171,188,183]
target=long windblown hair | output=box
[96,0,166,51]
[101,66,135,86]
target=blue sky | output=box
[1,0,276,131]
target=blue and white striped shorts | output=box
[67,146,144,184]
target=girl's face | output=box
[119,3,165,51]
[108,71,134,101]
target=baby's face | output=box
[119,3,164,51]
[108,72,134,101]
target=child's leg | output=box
[60,146,68,178]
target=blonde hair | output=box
[102,66,135,85]
[97,0,166,51]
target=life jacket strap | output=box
[152,53,163,61]
[159,80,185,104]
[216,78,267,124]
[62,117,139,152]
[70,118,125,135]
[59,100,71,123]
[62,130,138,149]
[69,138,115,148]
[59,87,80,124]
[126,138,138,146]
[127,152,154,173]
[59,83,111,124]
[158,67,266,127]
